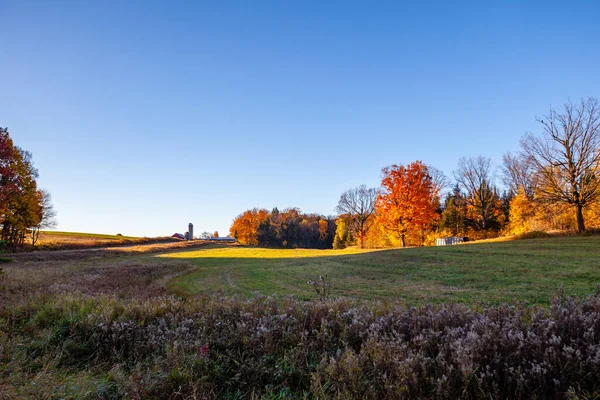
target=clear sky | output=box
[1,1,599,237]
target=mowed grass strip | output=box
[163,236,600,304]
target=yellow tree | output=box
[508,187,534,235]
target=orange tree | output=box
[229,208,269,245]
[376,161,439,247]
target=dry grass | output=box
[10,239,218,263]
[0,242,227,307]
[24,231,182,252]
[2,237,600,398]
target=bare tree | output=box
[521,97,600,233]
[31,189,57,246]
[427,165,450,199]
[335,185,377,248]
[502,152,534,199]
[454,156,496,237]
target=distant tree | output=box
[199,231,212,239]
[427,165,450,199]
[213,231,219,238]
[454,156,498,237]
[439,185,469,236]
[521,97,600,232]
[376,161,439,247]
[31,189,57,246]
[508,187,535,235]
[229,208,269,245]
[318,219,329,241]
[333,217,352,249]
[502,152,534,199]
[335,185,377,248]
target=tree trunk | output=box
[400,234,406,248]
[576,204,586,233]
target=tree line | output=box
[230,208,336,249]
[231,97,600,249]
[0,128,56,250]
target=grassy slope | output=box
[165,236,600,304]
[41,230,140,240]
[29,231,177,251]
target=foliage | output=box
[229,208,269,245]
[376,161,440,247]
[0,127,51,250]
[439,184,470,237]
[332,217,353,249]
[231,207,335,249]
[513,231,551,240]
[508,188,535,235]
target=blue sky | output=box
[1,1,599,237]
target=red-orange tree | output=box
[376,161,439,247]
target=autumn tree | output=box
[335,185,377,248]
[213,231,219,238]
[229,208,269,245]
[376,161,439,247]
[454,156,499,237]
[332,217,352,249]
[521,97,600,232]
[0,128,49,250]
[31,189,57,246]
[507,187,534,235]
[231,207,335,249]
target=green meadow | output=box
[164,235,600,305]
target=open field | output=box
[165,235,600,304]
[2,236,600,398]
[41,231,141,240]
[26,230,179,251]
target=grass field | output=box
[29,230,177,251]
[3,235,600,398]
[165,236,600,304]
[41,230,140,240]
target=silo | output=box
[188,223,194,240]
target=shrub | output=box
[2,289,600,398]
[514,230,551,240]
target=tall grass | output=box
[2,289,600,399]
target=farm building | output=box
[435,236,467,246]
